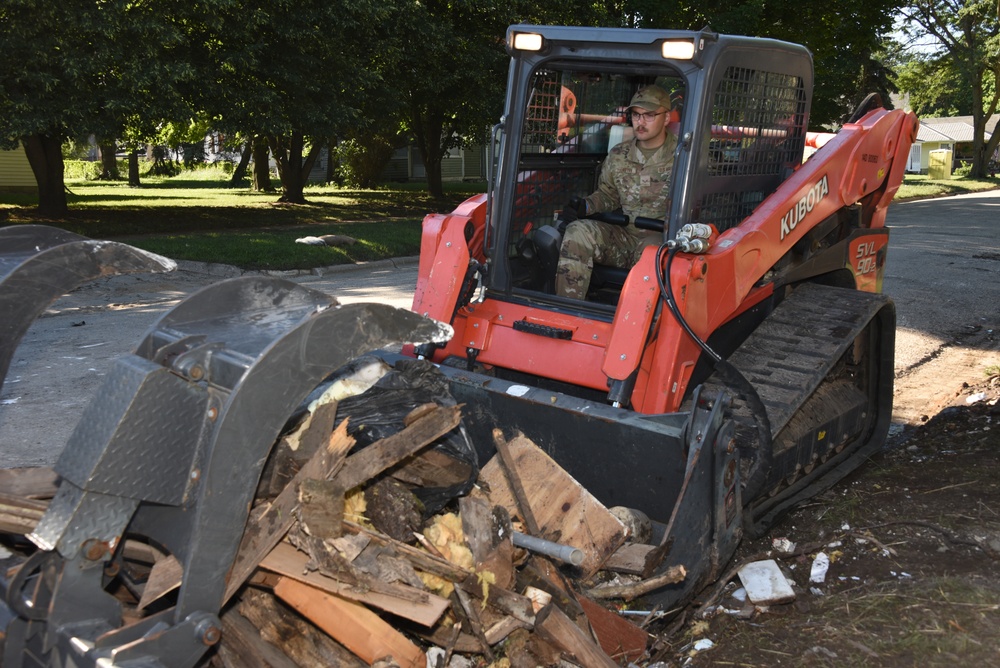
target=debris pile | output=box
[0,360,687,666]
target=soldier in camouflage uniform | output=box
[555,85,676,299]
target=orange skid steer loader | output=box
[0,25,916,667]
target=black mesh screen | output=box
[511,166,597,240]
[694,67,807,232]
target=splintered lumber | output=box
[602,542,659,575]
[459,495,514,589]
[0,467,59,499]
[297,478,345,540]
[334,403,462,490]
[274,576,425,668]
[452,585,495,660]
[477,431,626,578]
[491,429,541,536]
[0,492,48,535]
[224,418,355,603]
[516,556,584,620]
[586,564,687,602]
[138,555,183,610]
[257,400,340,499]
[343,521,473,583]
[216,607,299,668]
[238,589,365,667]
[533,602,618,668]
[260,542,449,627]
[577,596,648,662]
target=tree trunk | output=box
[412,105,447,198]
[230,142,253,186]
[22,134,67,215]
[98,141,120,180]
[269,133,309,204]
[128,150,141,187]
[301,141,322,184]
[252,139,273,192]
[424,153,444,199]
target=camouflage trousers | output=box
[554,219,660,299]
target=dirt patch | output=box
[655,375,1000,667]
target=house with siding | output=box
[0,143,36,193]
[907,115,999,173]
[382,144,487,183]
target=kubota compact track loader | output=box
[0,25,916,667]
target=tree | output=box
[896,52,975,117]
[0,0,201,212]
[387,0,521,199]
[0,1,103,213]
[603,0,901,126]
[204,0,392,203]
[898,0,1000,177]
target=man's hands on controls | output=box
[558,196,588,233]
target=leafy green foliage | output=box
[897,0,1000,176]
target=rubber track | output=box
[725,283,890,440]
[696,283,893,536]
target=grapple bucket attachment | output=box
[0,224,177,386]
[2,276,451,668]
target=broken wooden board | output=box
[0,467,59,498]
[260,541,449,627]
[238,588,366,667]
[217,607,300,668]
[224,418,355,603]
[475,431,626,578]
[274,576,425,668]
[0,492,47,535]
[459,495,514,589]
[534,601,618,668]
[138,555,182,610]
[578,595,648,663]
[602,542,658,575]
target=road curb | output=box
[175,256,421,279]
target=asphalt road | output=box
[882,190,1000,422]
[1,190,998,467]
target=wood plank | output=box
[297,478,345,540]
[459,495,514,590]
[534,602,618,668]
[274,576,425,668]
[260,542,449,627]
[335,404,462,490]
[0,467,59,498]
[239,588,366,667]
[138,555,183,610]
[475,432,626,578]
[0,492,47,535]
[224,418,355,603]
[491,429,541,536]
[577,596,648,663]
[218,607,300,668]
[602,542,659,575]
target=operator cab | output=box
[484,27,813,312]
[501,64,686,306]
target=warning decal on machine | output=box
[780,175,829,241]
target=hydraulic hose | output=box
[656,243,773,498]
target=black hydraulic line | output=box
[656,243,773,497]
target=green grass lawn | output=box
[0,169,485,270]
[1,167,996,271]
[895,173,999,200]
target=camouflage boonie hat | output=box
[629,85,671,112]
